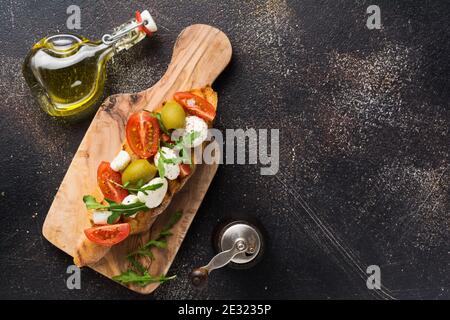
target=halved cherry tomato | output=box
[126,111,160,158]
[179,164,192,178]
[84,223,130,246]
[173,92,216,122]
[97,161,128,203]
[135,11,153,36]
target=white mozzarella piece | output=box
[92,210,113,225]
[122,194,139,218]
[110,150,131,172]
[184,116,208,148]
[122,194,139,205]
[154,147,180,180]
[137,177,168,208]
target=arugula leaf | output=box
[176,132,201,166]
[161,211,183,233]
[82,196,148,223]
[156,132,200,176]
[135,179,144,189]
[157,274,177,284]
[143,239,168,249]
[83,195,109,210]
[112,270,176,287]
[181,131,201,147]
[180,147,188,162]
[127,240,167,260]
[104,198,116,205]
[128,210,182,256]
[109,180,163,194]
[173,131,201,150]
[107,211,122,224]
[113,211,183,287]
[118,203,149,217]
[152,112,170,135]
[127,211,182,262]
[139,183,163,196]
[157,150,166,178]
[160,156,182,165]
[158,230,173,238]
[127,255,147,274]
[128,248,154,260]
[161,141,175,148]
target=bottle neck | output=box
[114,30,146,53]
[101,18,147,54]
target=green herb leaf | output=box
[117,203,148,218]
[140,183,163,192]
[107,211,122,224]
[159,274,177,284]
[83,195,109,210]
[143,239,168,249]
[155,132,202,177]
[127,255,147,274]
[112,270,176,287]
[158,230,173,238]
[134,179,144,189]
[83,195,148,223]
[114,211,183,286]
[128,248,155,260]
[104,198,116,205]
[161,211,183,234]
[109,179,163,194]
[161,141,175,148]
[157,151,166,178]
[126,211,182,257]
[151,112,170,135]
[127,239,167,259]
[181,146,192,166]
[173,131,201,166]
[182,131,201,147]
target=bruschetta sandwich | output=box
[74,86,217,266]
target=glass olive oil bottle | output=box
[23,10,157,120]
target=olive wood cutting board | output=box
[42,24,232,294]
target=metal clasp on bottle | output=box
[101,20,147,45]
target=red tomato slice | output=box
[84,223,130,246]
[97,161,128,203]
[179,164,192,178]
[173,92,216,122]
[126,111,160,158]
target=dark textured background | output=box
[0,0,449,299]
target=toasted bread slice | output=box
[74,86,217,267]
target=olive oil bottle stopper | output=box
[23,10,157,120]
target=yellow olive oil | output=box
[23,11,151,120]
[23,35,113,119]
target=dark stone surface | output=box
[0,0,449,299]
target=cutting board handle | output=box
[138,24,232,110]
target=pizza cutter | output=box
[190,220,265,287]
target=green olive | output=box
[161,100,186,129]
[122,159,157,186]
